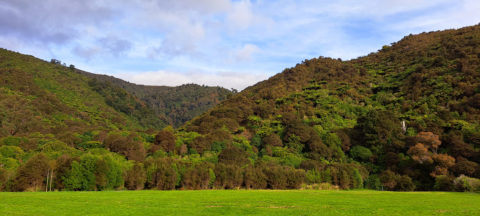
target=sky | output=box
[1,0,479,90]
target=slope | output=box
[181,24,480,190]
[0,48,167,137]
[77,71,232,127]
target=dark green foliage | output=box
[62,154,124,191]
[263,165,305,189]
[434,175,454,191]
[380,170,415,191]
[53,155,74,190]
[79,71,232,127]
[182,162,213,189]
[218,146,249,165]
[0,167,6,190]
[13,153,50,191]
[63,157,96,191]
[349,145,373,161]
[355,110,404,150]
[396,175,416,191]
[244,165,267,189]
[87,78,166,129]
[365,174,382,190]
[125,163,146,190]
[214,163,243,189]
[145,158,177,190]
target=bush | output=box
[125,163,146,190]
[454,175,480,192]
[379,170,415,191]
[63,161,95,191]
[0,167,7,191]
[244,165,267,189]
[262,133,283,147]
[434,175,454,191]
[145,158,177,190]
[218,146,249,165]
[263,165,305,189]
[365,175,382,190]
[349,145,372,161]
[13,153,50,191]
[395,175,415,191]
[214,163,243,189]
[182,162,212,189]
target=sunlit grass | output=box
[0,190,479,215]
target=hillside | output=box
[77,71,232,127]
[1,25,480,192]
[0,48,167,135]
[182,24,480,190]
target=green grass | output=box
[0,190,479,215]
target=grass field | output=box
[0,190,479,215]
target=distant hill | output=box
[0,48,164,137]
[0,48,232,136]
[77,71,232,127]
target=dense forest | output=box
[1,24,480,192]
[78,71,232,127]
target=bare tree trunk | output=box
[46,169,49,192]
[49,171,53,192]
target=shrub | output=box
[145,158,177,190]
[218,146,249,165]
[262,133,283,147]
[453,175,480,192]
[182,162,212,189]
[263,165,305,189]
[395,175,415,191]
[214,163,243,189]
[13,153,50,191]
[244,165,267,189]
[380,170,415,191]
[365,174,382,190]
[125,163,146,190]
[0,167,7,191]
[434,175,454,191]
[349,146,372,161]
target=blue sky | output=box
[1,0,479,90]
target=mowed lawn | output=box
[0,190,479,216]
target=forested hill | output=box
[0,48,168,134]
[77,71,232,127]
[183,24,480,191]
[1,25,480,193]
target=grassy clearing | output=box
[0,190,479,216]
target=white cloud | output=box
[227,0,254,29]
[153,0,231,14]
[2,0,480,90]
[235,44,259,62]
[385,0,480,32]
[116,70,269,90]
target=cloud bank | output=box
[1,0,479,90]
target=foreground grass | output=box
[0,190,479,216]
